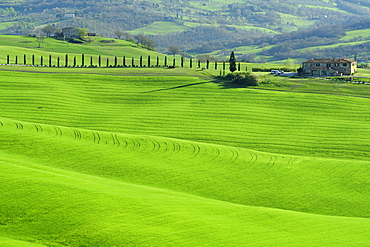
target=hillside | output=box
[0,64,369,246]
[2,0,370,62]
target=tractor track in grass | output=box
[254,87,370,99]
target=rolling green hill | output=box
[0,65,369,246]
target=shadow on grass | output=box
[143,81,211,93]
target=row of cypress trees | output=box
[3,52,240,71]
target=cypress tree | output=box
[82,54,85,67]
[15,56,18,65]
[90,56,93,67]
[106,58,109,67]
[49,55,52,67]
[173,58,175,67]
[73,56,76,67]
[238,62,241,71]
[32,55,35,66]
[123,56,126,67]
[114,56,117,67]
[190,58,192,68]
[7,55,9,64]
[40,56,43,66]
[181,56,184,68]
[140,56,143,67]
[164,56,167,67]
[229,51,237,73]
[198,60,200,68]
[206,60,209,69]
[132,57,135,67]
[24,54,26,65]
[156,56,159,67]
[65,54,68,67]
[148,55,151,67]
[57,57,60,67]
[98,55,101,67]
[215,62,217,70]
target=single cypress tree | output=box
[24,54,26,65]
[181,56,184,68]
[198,60,200,68]
[215,62,217,70]
[148,55,151,67]
[140,56,143,67]
[49,55,52,67]
[40,56,43,66]
[229,51,237,73]
[73,56,76,67]
[15,56,18,65]
[90,56,93,67]
[132,57,135,67]
[156,56,159,67]
[106,58,109,67]
[7,55,9,64]
[114,56,117,67]
[32,55,35,66]
[190,58,192,68]
[98,55,101,67]
[123,56,126,67]
[238,62,241,71]
[57,57,60,67]
[82,54,85,67]
[65,54,68,67]
[164,56,167,67]
[206,60,209,69]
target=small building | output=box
[300,58,357,76]
[61,27,79,39]
[64,14,75,19]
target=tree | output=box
[168,45,180,56]
[229,51,237,72]
[77,28,88,39]
[41,24,56,37]
[114,30,124,39]
[134,34,155,50]
[36,35,45,48]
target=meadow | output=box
[0,65,369,246]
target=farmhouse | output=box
[61,27,79,39]
[300,58,357,76]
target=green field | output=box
[129,21,191,35]
[0,35,166,62]
[0,63,369,246]
[340,28,370,41]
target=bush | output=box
[226,72,259,86]
[100,39,116,43]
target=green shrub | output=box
[226,72,259,86]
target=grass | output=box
[0,35,166,61]
[129,21,191,35]
[0,66,369,246]
[0,21,17,30]
[340,28,370,41]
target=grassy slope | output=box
[0,35,166,64]
[129,21,191,35]
[0,67,369,246]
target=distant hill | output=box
[1,0,370,62]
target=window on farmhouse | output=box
[343,63,347,66]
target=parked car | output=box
[271,70,284,75]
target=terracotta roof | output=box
[303,58,356,63]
